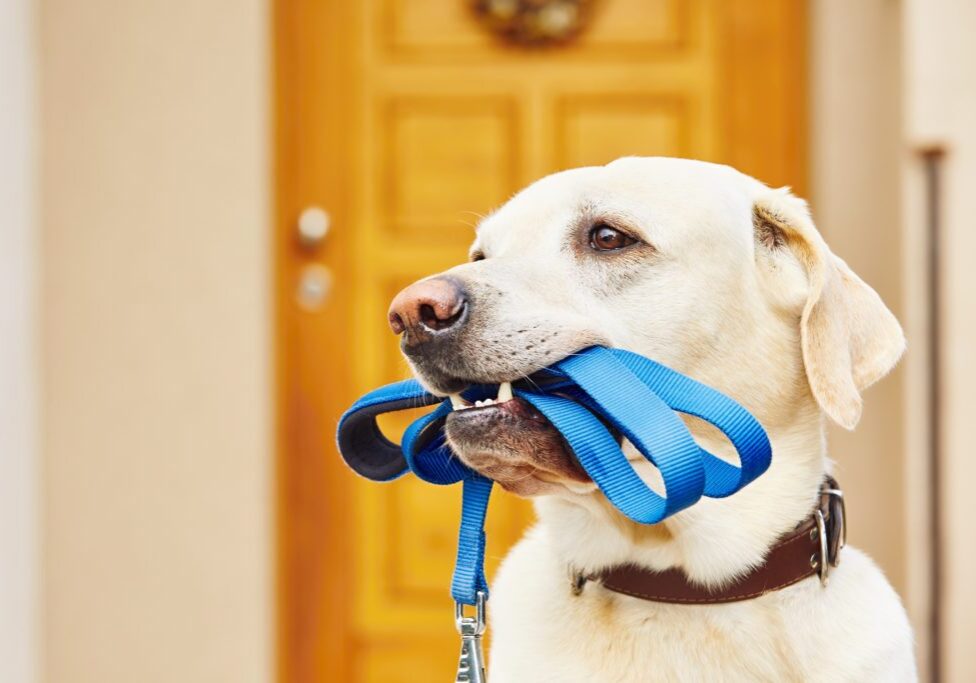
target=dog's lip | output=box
[437,369,567,398]
[423,350,584,397]
[513,370,565,390]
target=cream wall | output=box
[813,1,976,680]
[903,3,976,681]
[809,0,906,591]
[40,1,272,682]
[1,0,39,681]
[810,0,936,671]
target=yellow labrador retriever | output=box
[387,157,916,681]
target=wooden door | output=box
[275,1,806,680]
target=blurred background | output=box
[2,0,974,681]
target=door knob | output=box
[296,264,332,311]
[297,206,330,248]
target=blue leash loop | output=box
[336,346,772,605]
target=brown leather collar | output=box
[577,478,846,604]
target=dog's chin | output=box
[443,397,593,497]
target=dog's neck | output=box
[533,394,828,587]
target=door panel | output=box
[385,96,520,240]
[557,95,690,167]
[276,1,806,681]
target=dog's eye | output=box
[469,250,486,262]
[589,224,637,251]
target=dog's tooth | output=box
[450,394,466,411]
[497,381,513,403]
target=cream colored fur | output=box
[435,158,915,681]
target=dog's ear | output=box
[753,189,905,429]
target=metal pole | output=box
[919,145,945,683]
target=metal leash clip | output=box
[454,591,487,683]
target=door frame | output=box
[275,1,361,680]
[274,2,807,680]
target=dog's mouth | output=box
[441,376,598,497]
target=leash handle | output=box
[335,379,441,481]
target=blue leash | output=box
[337,346,772,606]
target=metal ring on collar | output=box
[813,509,830,587]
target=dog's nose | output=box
[388,277,468,344]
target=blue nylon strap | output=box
[520,392,676,523]
[402,400,470,485]
[557,349,771,499]
[555,348,706,516]
[335,346,773,605]
[451,475,493,603]
[616,352,771,497]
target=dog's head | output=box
[388,157,904,496]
